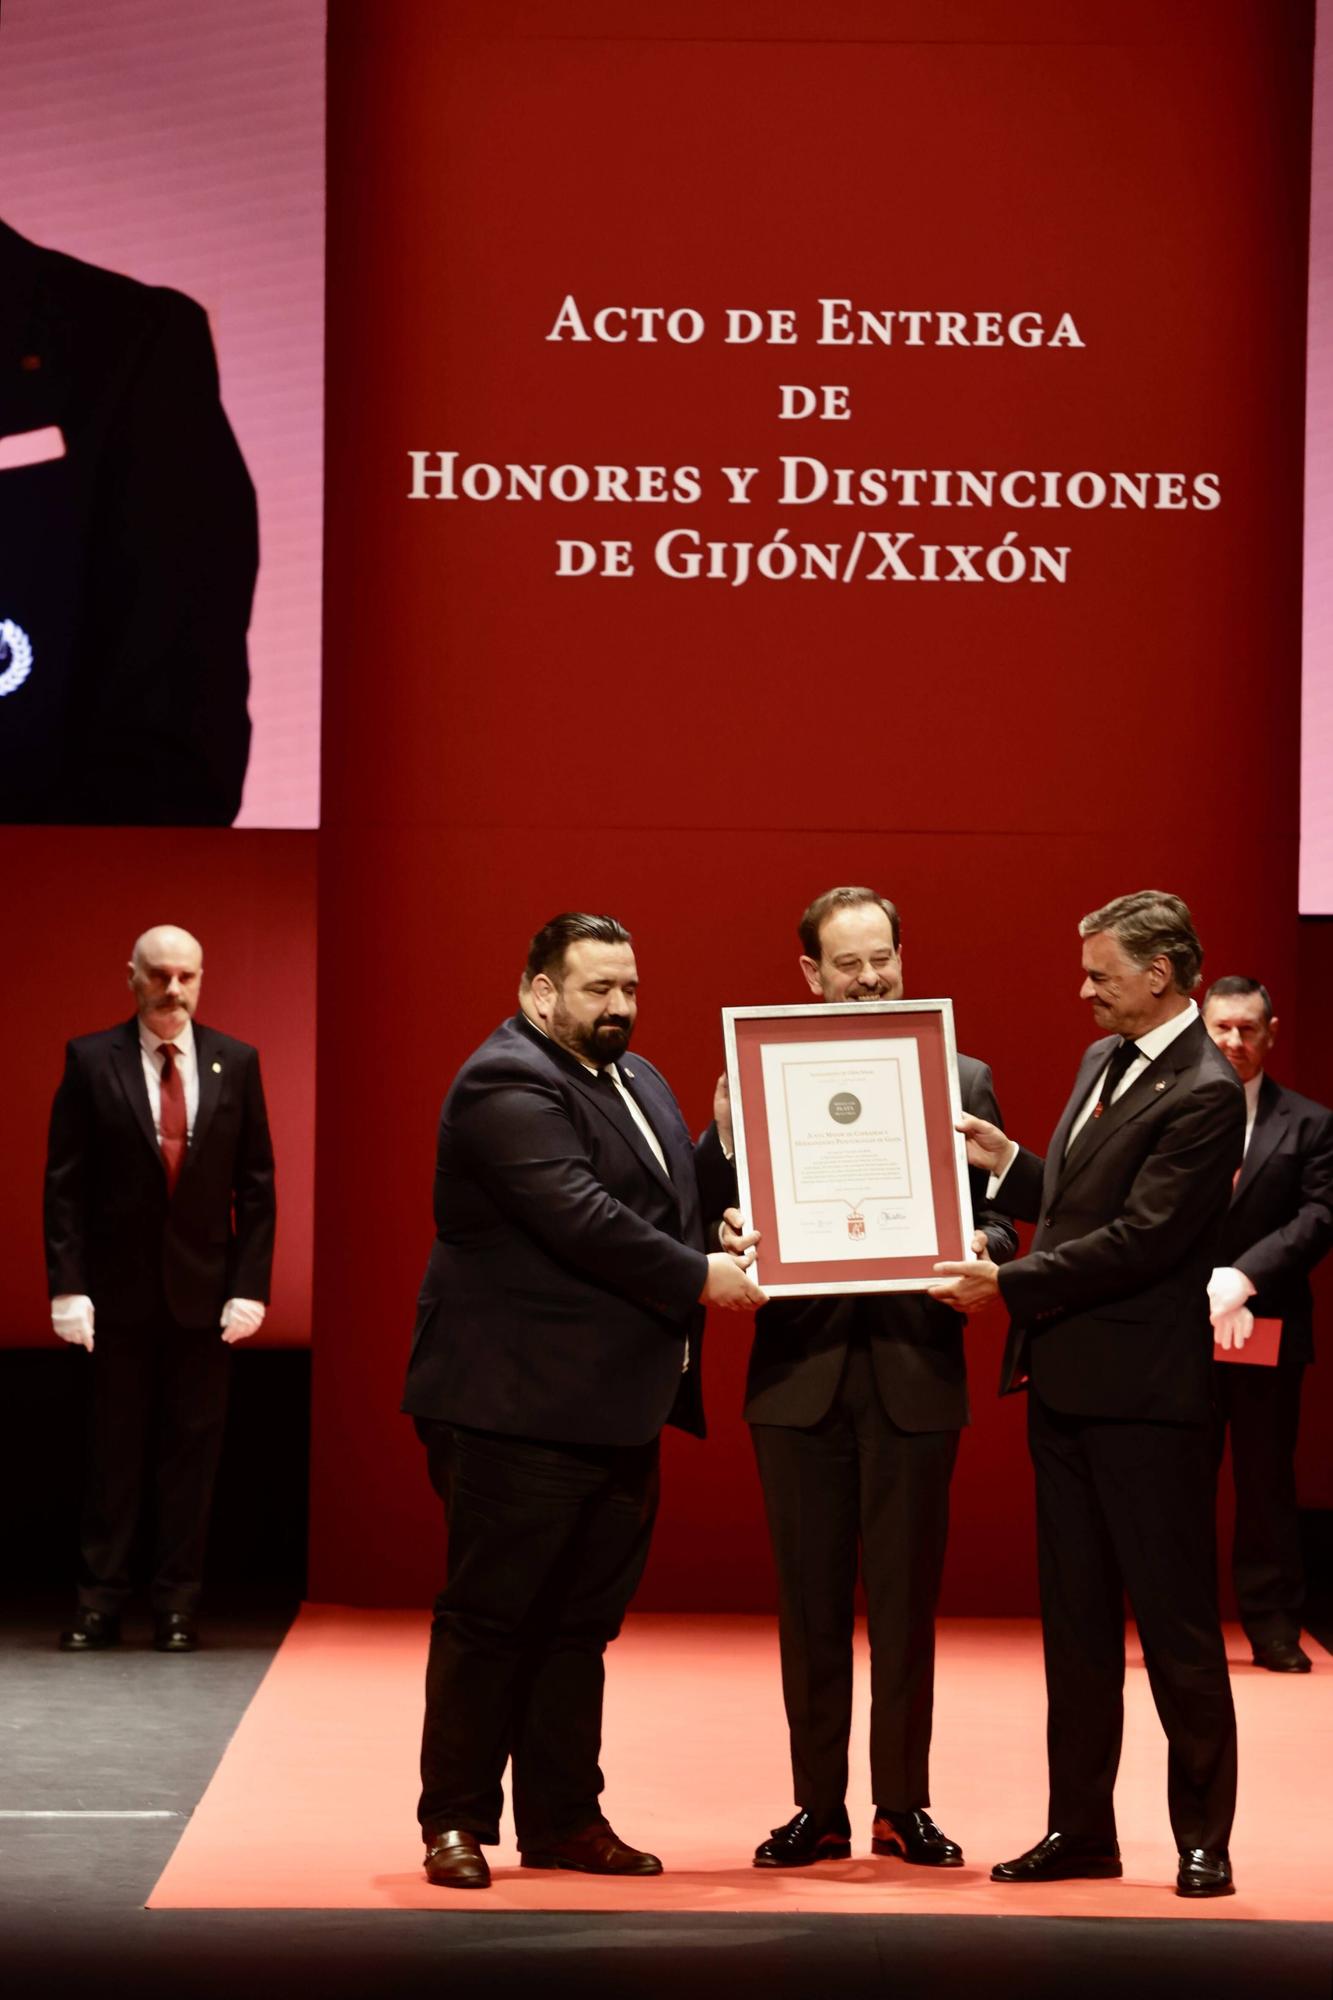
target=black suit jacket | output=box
[994,1015,1244,1422]
[742,1054,1018,1431]
[402,1014,721,1448]
[0,220,256,824]
[1222,1074,1333,1367]
[44,1019,276,1327]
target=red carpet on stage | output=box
[148,1609,1329,1919]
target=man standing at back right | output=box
[1202,975,1333,1675]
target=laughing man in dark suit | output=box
[45,924,275,1654]
[1202,975,1333,1675]
[931,890,1244,1899]
[732,886,1017,1872]
[402,912,764,1890]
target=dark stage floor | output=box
[3,1597,1331,2000]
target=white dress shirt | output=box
[139,1016,200,1141]
[989,1000,1200,1195]
[607,1062,670,1177]
[1242,1071,1263,1153]
[1062,998,1200,1152]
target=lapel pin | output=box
[1154,1080,1166,1092]
[212,1061,222,1073]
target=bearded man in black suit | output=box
[726,886,1017,1872]
[1202,975,1333,1675]
[402,912,764,1890]
[45,924,276,1653]
[933,890,1244,1899]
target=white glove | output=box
[1207,1266,1256,1319]
[1213,1307,1255,1353]
[51,1294,95,1351]
[220,1298,266,1345]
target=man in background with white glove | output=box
[1203,976,1333,1674]
[44,924,276,1654]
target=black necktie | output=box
[1067,1038,1141,1157]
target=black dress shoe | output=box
[520,1822,662,1874]
[1251,1637,1312,1673]
[991,1831,1122,1882]
[1176,1848,1234,1897]
[152,1612,199,1653]
[58,1610,121,1652]
[753,1807,852,1867]
[872,1806,963,1866]
[423,1827,491,1889]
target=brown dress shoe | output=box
[424,1828,491,1889]
[520,1822,663,1874]
[871,1806,963,1866]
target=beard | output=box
[553,1001,633,1066]
[587,1017,632,1062]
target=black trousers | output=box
[78,1314,232,1615]
[1028,1392,1237,1853]
[750,1343,959,1818]
[1214,1358,1307,1645]
[416,1419,659,1848]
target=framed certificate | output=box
[722,1000,976,1296]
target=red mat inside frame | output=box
[148,1609,1329,1919]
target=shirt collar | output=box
[1131,997,1197,1064]
[139,1017,196,1061]
[1244,1071,1263,1118]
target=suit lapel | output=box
[511,1015,681,1211]
[568,1060,679,1210]
[1053,1025,1196,1196]
[1232,1074,1286,1203]
[110,1020,162,1169]
[186,1025,224,1172]
[620,1063,689,1211]
[1043,1041,1110,1206]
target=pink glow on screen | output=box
[0,0,325,829]
[1304,0,1333,912]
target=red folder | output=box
[1214,1317,1281,1367]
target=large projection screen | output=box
[1304,0,1333,912]
[0,0,324,829]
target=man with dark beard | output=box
[402,912,763,1889]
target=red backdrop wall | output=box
[0,829,316,1349]
[310,0,1318,1610]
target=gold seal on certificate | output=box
[723,1001,975,1296]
